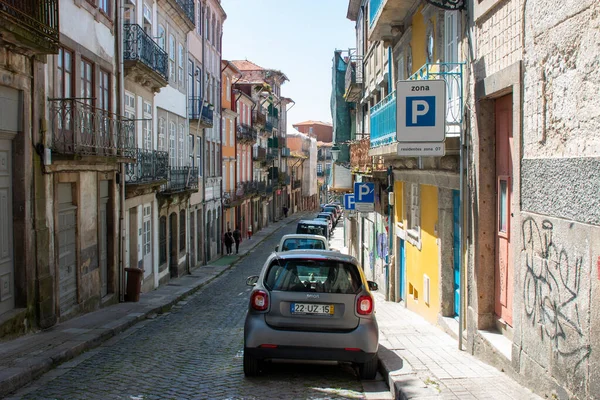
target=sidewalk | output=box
[0,212,541,399]
[0,213,310,398]
[328,221,541,400]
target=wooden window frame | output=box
[99,68,110,113]
[57,47,74,99]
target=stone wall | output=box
[517,1,600,398]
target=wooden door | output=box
[494,94,514,326]
[57,183,77,315]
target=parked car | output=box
[243,250,379,379]
[326,203,343,217]
[275,234,329,252]
[321,205,339,222]
[296,219,330,238]
[315,212,334,231]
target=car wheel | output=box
[358,355,378,380]
[243,351,262,377]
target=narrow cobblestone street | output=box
[9,221,390,399]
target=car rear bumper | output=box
[244,314,379,362]
[245,345,377,363]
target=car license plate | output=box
[291,303,334,315]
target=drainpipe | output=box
[200,1,206,265]
[116,0,126,302]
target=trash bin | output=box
[125,267,144,302]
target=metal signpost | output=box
[353,182,374,213]
[396,79,446,156]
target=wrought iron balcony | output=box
[237,123,257,143]
[189,97,214,128]
[222,191,242,207]
[125,149,168,185]
[49,99,135,158]
[369,91,396,148]
[344,52,363,103]
[0,0,59,54]
[292,179,302,189]
[123,23,168,91]
[279,172,290,186]
[252,110,266,127]
[159,0,195,31]
[160,166,198,193]
[410,62,464,136]
[253,147,267,161]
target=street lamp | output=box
[331,145,340,162]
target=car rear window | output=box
[297,223,327,237]
[281,238,326,251]
[265,259,361,294]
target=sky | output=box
[221,0,356,132]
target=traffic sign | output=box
[343,193,355,210]
[354,182,374,212]
[397,80,446,143]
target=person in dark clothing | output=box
[283,206,289,218]
[232,227,242,254]
[223,229,234,255]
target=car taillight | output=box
[357,295,373,315]
[250,290,269,311]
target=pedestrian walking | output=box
[233,226,242,254]
[223,229,234,255]
[283,205,289,218]
[247,225,252,240]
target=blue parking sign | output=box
[354,182,374,203]
[344,194,355,210]
[406,96,435,127]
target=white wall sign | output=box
[396,79,446,143]
[397,142,445,157]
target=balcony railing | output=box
[292,179,302,189]
[174,0,194,25]
[123,23,168,81]
[125,149,168,184]
[237,123,257,143]
[344,51,363,102]
[369,0,384,27]
[369,91,396,148]
[253,147,267,161]
[49,99,135,157]
[189,97,214,128]
[160,167,198,193]
[0,0,59,52]
[265,119,274,132]
[410,62,464,135]
[252,110,266,127]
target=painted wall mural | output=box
[521,217,591,380]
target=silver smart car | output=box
[243,250,379,379]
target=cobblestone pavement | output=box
[10,221,391,400]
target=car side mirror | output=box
[368,281,378,291]
[246,276,259,286]
[275,245,279,251]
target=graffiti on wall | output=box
[521,217,591,371]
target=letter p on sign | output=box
[411,100,429,124]
[406,96,435,127]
